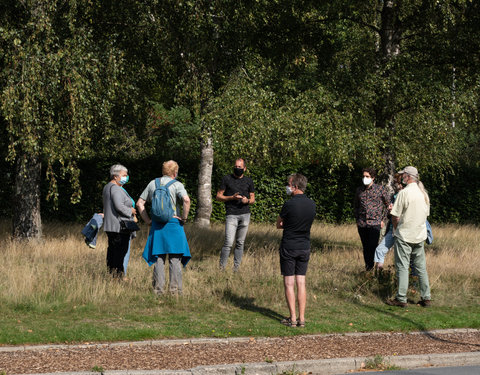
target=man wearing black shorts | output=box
[276,173,316,327]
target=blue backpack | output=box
[150,178,177,223]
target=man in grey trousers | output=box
[386,166,432,308]
[216,158,255,271]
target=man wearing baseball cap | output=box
[386,166,432,308]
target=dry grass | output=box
[0,221,479,310]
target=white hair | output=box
[417,180,430,206]
[109,164,128,180]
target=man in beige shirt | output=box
[387,166,431,308]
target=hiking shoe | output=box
[417,299,431,307]
[386,298,407,308]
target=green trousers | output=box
[394,237,431,303]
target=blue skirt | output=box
[142,219,191,267]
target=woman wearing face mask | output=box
[102,164,137,277]
[354,167,390,271]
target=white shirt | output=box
[391,182,429,243]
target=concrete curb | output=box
[15,352,480,375]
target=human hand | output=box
[131,207,137,215]
[173,215,186,226]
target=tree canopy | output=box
[1,0,480,236]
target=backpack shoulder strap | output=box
[155,178,161,189]
[165,179,177,189]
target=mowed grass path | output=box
[0,220,479,345]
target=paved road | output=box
[347,365,480,374]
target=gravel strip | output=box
[1,330,479,374]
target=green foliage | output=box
[1,0,480,228]
[31,155,480,224]
[144,103,200,160]
[0,0,126,206]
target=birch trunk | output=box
[194,135,213,228]
[12,155,42,239]
[378,0,402,188]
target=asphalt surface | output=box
[349,366,480,374]
[2,329,480,375]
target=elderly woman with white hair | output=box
[102,164,137,277]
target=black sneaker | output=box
[386,298,407,308]
[417,299,431,307]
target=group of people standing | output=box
[102,160,191,295]
[99,158,431,329]
[354,166,432,308]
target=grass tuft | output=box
[363,354,402,371]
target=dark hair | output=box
[288,173,308,191]
[362,167,376,179]
[235,158,246,168]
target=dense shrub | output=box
[1,156,479,224]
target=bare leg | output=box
[296,275,306,322]
[284,276,297,322]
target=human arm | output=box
[245,192,255,205]
[391,215,400,230]
[216,189,242,202]
[216,187,244,202]
[390,191,404,231]
[173,195,191,222]
[136,198,152,225]
[381,187,391,226]
[276,216,284,229]
[111,186,135,217]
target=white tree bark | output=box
[194,134,213,228]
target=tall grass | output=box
[0,220,479,344]
[0,220,478,310]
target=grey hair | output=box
[417,180,430,206]
[406,172,430,206]
[288,173,308,191]
[109,164,128,180]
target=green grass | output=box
[0,296,478,345]
[0,221,479,345]
[363,355,402,371]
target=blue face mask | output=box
[119,175,129,185]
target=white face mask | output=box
[286,186,294,195]
[363,177,372,186]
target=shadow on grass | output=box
[222,289,284,322]
[352,299,480,348]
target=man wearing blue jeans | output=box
[217,158,255,271]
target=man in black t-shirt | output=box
[216,158,255,271]
[276,173,316,328]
